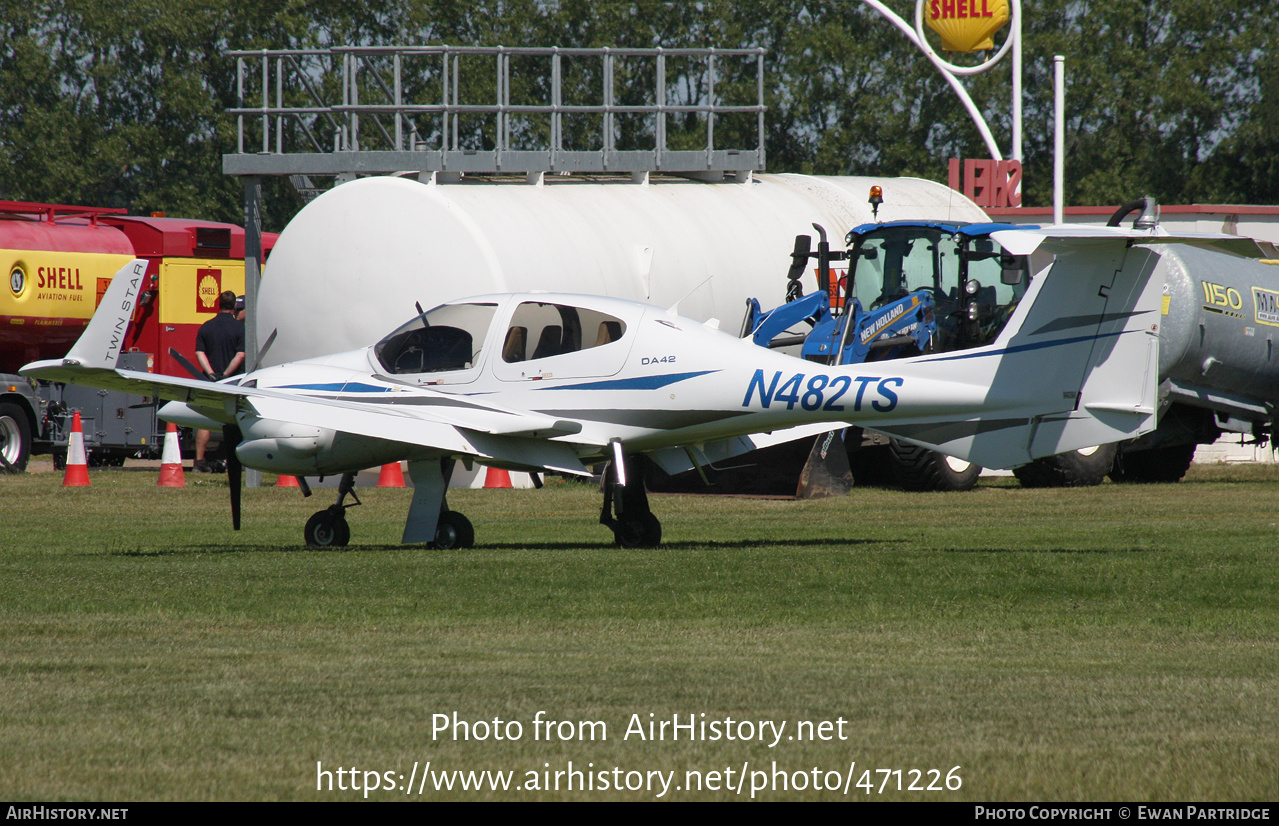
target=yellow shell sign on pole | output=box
[925,0,1010,52]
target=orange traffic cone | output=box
[62,411,90,487]
[156,422,185,487]
[483,466,513,489]
[276,474,300,488]
[377,462,406,488]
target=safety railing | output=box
[225,45,766,178]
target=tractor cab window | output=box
[500,302,626,364]
[374,302,498,376]
[851,229,956,310]
[962,237,1029,309]
[950,235,1031,348]
[849,227,1029,351]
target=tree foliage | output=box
[0,1,1272,231]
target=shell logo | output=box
[197,268,222,314]
[926,0,1010,52]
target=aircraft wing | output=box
[22,357,595,474]
[244,394,591,476]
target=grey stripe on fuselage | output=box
[872,417,1030,446]
[1029,312,1146,336]
[535,409,752,429]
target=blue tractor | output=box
[743,220,1038,491]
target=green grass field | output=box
[2,464,1277,801]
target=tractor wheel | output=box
[1014,444,1118,488]
[1110,444,1196,484]
[889,439,981,492]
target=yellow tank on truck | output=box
[0,205,135,371]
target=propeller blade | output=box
[168,347,205,380]
[223,423,243,530]
[254,328,277,367]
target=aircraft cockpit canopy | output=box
[374,302,498,375]
[499,301,627,364]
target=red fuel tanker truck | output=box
[0,201,274,471]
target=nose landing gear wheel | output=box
[432,510,474,549]
[305,507,351,547]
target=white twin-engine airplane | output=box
[20,227,1241,548]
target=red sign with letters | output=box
[948,158,1022,208]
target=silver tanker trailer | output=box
[1101,241,1279,482]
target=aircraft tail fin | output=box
[63,259,149,369]
[868,228,1189,469]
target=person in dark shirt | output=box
[193,291,245,472]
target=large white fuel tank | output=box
[258,173,987,364]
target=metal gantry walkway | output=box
[224,45,767,181]
[223,43,769,397]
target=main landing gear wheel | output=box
[304,507,351,547]
[432,510,474,549]
[1109,444,1197,484]
[613,512,662,548]
[600,451,662,548]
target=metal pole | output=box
[603,49,613,159]
[260,54,269,153]
[394,52,403,151]
[656,51,666,168]
[706,51,715,165]
[1053,56,1065,225]
[275,56,283,154]
[552,49,561,167]
[236,57,244,154]
[757,50,765,170]
[1012,3,1022,162]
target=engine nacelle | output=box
[235,416,334,475]
[236,414,417,476]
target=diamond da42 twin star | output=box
[21,226,1246,547]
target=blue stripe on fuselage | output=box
[278,382,395,392]
[537,370,719,391]
[911,330,1128,364]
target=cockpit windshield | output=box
[374,302,498,375]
